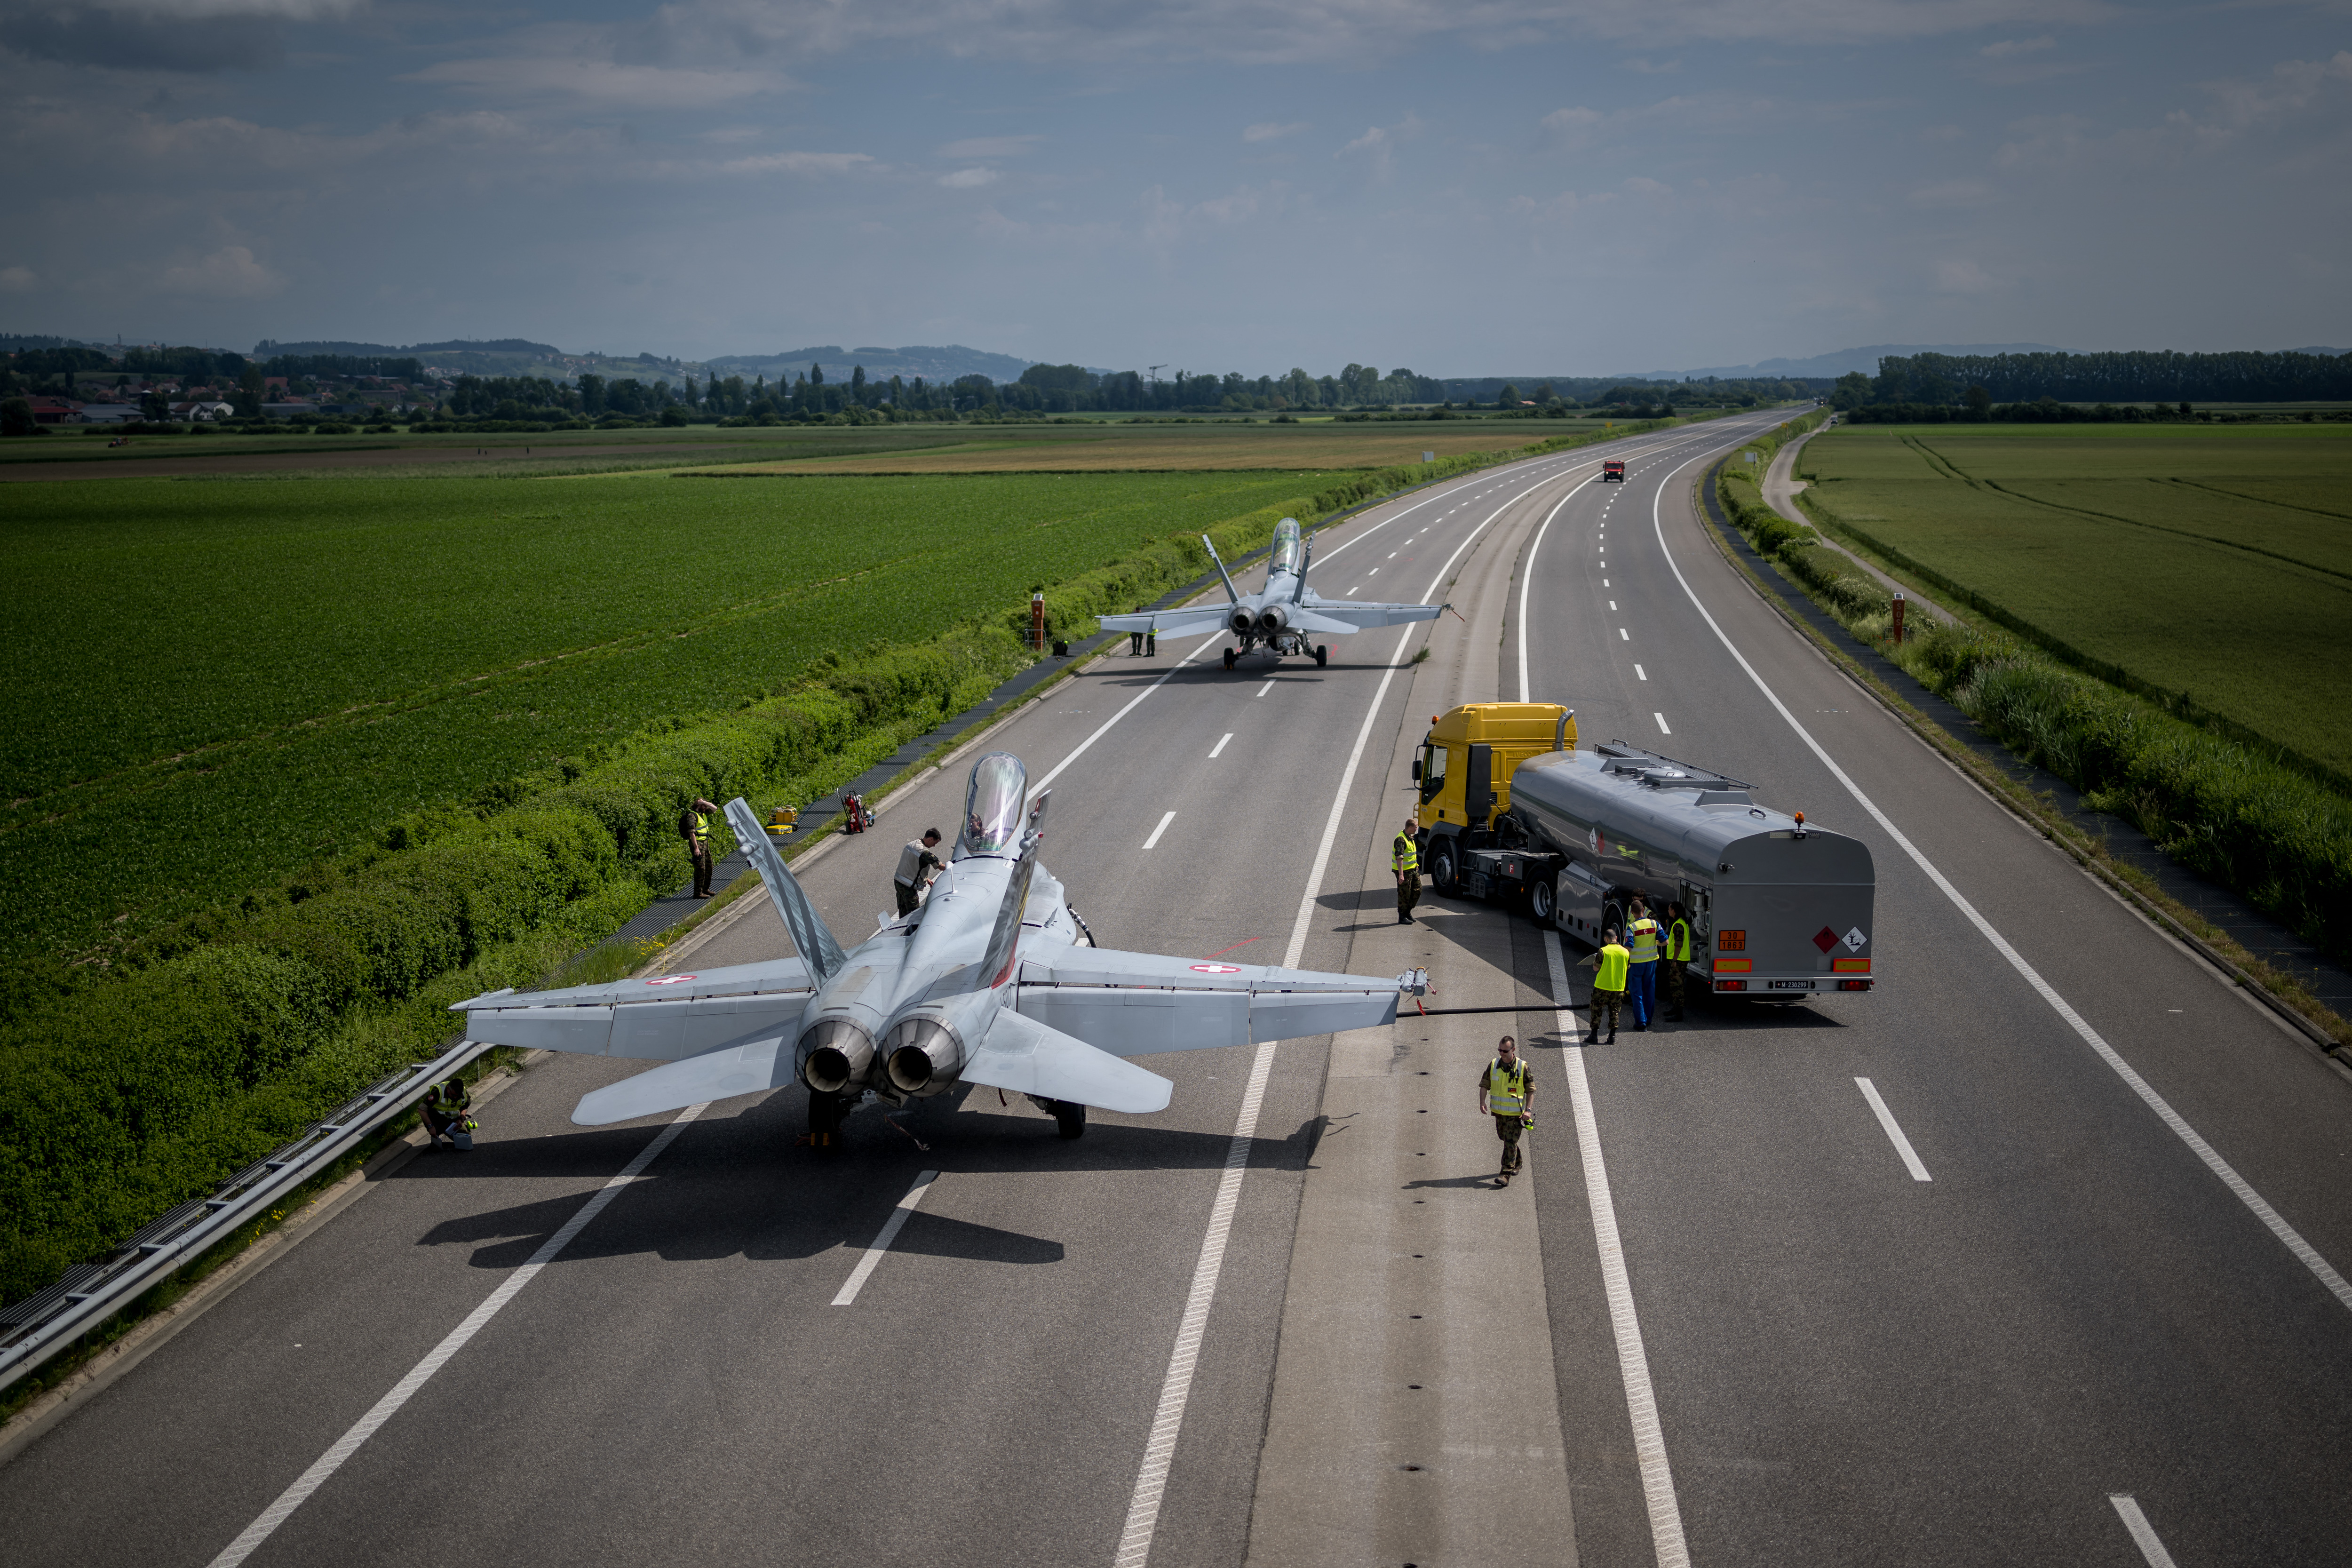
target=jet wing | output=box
[1098,607,1231,637]
[449,957,813,1063]
[1015,947,1407,1054]
[1293,597,1447,630]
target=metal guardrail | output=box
[0,1035,497,1396]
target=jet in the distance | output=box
[453,753,1424,1141]
[1102,517,1446,669]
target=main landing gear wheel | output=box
[1049,1099,1087,1139]
[803,1089,847,1150]
[1223,647,1237,670]
[1314,644,1328,668]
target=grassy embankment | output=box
[1716,421,2352,986]
[0,418,1660,1306]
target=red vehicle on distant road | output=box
[1601,460,1626,483]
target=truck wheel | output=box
[1430,844,1459,897]
[1602,900,1625,942]
[1530,879,1556,928]
[1223,647,1237,670]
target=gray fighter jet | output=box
[451,752,1424,1141]
[1100,517,1446,670]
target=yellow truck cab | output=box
[1414,703,1576,890]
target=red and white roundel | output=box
[1190,962,1244,974]
[645,974,696,985]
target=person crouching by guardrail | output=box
[421,1076,477,1151]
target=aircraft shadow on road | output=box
[405,1095,1322,1272]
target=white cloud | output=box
[1979,35,2053,58]
[84,0,356,16]
[1932,257,1994,294]
[938,166,1000,187]
[1338,114,1419,178]
[157,244,281,298]
[407,57,787,106]
[0,265,37,291]
[1908,177,1994,207]
[939,135,1041,158]
[719,150,875,175]
[1623,175,1672,195]
[1242,120,1306,142]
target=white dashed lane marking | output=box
[1142,811,1176,849]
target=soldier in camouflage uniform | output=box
[1477,1035,1534,1187]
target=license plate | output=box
[1765,979,1815,991]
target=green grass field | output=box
[1795,424,2352,778]
[0,468,1319,968]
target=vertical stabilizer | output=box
[723,797,847,981]
[1292,529,1314,603]
[1200,535,1242,605]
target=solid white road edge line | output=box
[2109,1495,2181,1568]
[1854,1077,1933,1182]
[204,1104,712,1568]
[1142,811,1176,850]
[1110,1041,1276,1568]
[832,1170,940,1306]
[1031,633,1221,794]
[1544,931,1692,1568]
[1112,447,1596,1568]
[1648,449,2352,1314]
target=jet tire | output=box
[1315,644,1328,668]
[1223,647,1237,670]
[1050,1100,1086,1140]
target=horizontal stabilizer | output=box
[1294,599,1447,629]
[961,1010,1172,1115]
[1284,608,1363,635]
[1098,608,1228,638]
[571,1035,794,1126]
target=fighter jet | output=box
[1100,517,1447,670]
[451,752,1425,1141]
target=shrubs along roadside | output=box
[1713,455,2352,975]
[0,413,1704,1307]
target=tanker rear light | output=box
[1838,979,1873,992]
[1715,979,1748,992]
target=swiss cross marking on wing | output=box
[645,974,696,985]
[1190,963,1244,974]
[1812,926,1838,954]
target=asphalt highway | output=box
[12,405,2342,1568]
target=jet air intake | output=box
[882,1017,963,1097]
[797,1018,874,1093]
[1255,605,1287,635]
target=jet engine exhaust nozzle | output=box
[1255,606,1287,635]
[797,1019,874,1094]
[1229,608,1255,636]
[882,1017,963,1097]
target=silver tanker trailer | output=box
[1415,705,1875,999]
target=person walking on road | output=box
[1478,1035,1534,1187]
[895,828,946,916]
[1663,900,1693,1022]
[680,796,718,898]
[1578,928,1631,1044]
[1130,629,1145,656]
[1625,896,1660,1030]
[1393,818,1422,924]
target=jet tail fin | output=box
[723,797,847,982]
[1201,534,1241,605]
[1292,529,1313,604]
[972,790,1050,990]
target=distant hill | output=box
[707,344,1080,384]
[1617,343,2072,381]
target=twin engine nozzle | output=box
[1228,607,1255,636]
[1255,605,1287,635]
[796,1014,964,1098]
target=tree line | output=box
[1833,348,2352,411]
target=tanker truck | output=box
[1413,703,1875,998]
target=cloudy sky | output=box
[1,0,2345,375]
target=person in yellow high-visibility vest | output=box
[680,796,718,898]
[1476,1035,1534,1186]
[1392,817,1421,925]
[1625,896,1661,1031]
[1578,928,1631,1044]
[1663,900,1693,1022]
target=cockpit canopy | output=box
[1267,517,1303,579]
[959,752,1029,858]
